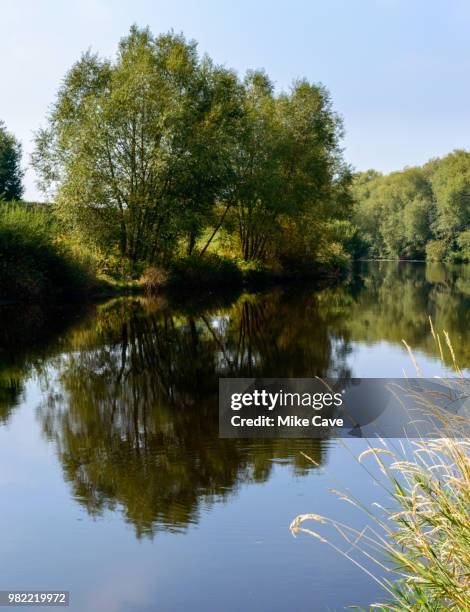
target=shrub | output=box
[425,239,448,262]
[141,266,168,294]
[457,229,470,263]
[316,242,351,271]
[0,203,91,300]
[167,253,242,290]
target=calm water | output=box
[0,262,469,611]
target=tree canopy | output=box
[352,150,470,262]
[0,121,23,201]
[33,25,352,273]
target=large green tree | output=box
[33,25,352,273]
[33,26,243,269]
[352,167,434,259]
[0,121,23,201]
[273,81,353,267]
[220,73,351,263]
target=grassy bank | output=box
[0,203,93,301]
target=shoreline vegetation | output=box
[0,199,350,303]
[1,26,469,302]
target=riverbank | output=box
[0,199,351,303]
[0,203,350,304]
[1,259,349,304]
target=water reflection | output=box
[339,262,470,365]
[38,291,344,537]
[0,302,90,423]
[0,262,469,538]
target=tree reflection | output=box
[1,262,469,538]
[0,302,90,422]
[340,262,470,367]
[38,291,351,537]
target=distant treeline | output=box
[352,150,470,262]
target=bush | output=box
[167,253,242,290]
[425,239,448,262]
[238,259,277,286]
[0,203,91,300]
[141,266,168,294]
[316,242,351,272]
[457,229,470,263]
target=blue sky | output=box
[3,0,470,199]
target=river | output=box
[0,262,468,611]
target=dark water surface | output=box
[0,262,469,611]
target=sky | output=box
[3,0,470,200]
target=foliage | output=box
[237,258,277,286]
[0,121,23,201]
[456,228,470,262]
[278,214,353,275]
[32,26,352,277]
[353,150,470,261]
[352,167,433,259]
[429,150,470,239]
[0,202,91,299]
[32,27,245,268]
[221,72,352,264]
[141,266,168,294]
[166,253,242,289]
[425,239,448,262]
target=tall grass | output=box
[0,202,91,300]
[290,323,470,611]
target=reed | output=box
[291,322,470,610]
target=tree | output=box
[274,80,353,267]
[351,170,384,256]
[352,167,433,259]
[428,150,470,239]
[224,74,351,263]
[33,26,243,269]
[33,25,353,274]
[225,70,282,261]
[0,121,23,201]
[354,150,470,261]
